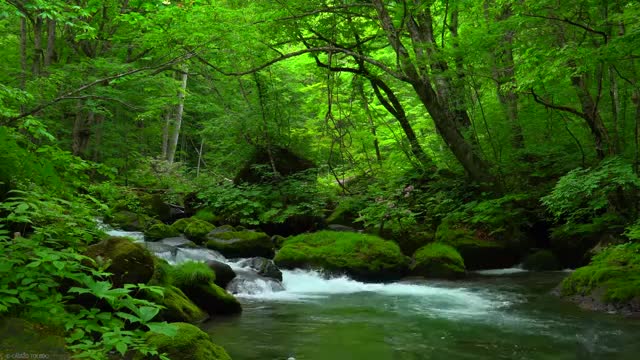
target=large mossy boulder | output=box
[170,261,242,315]
[234,146,315,184]
[274,230,409,281]
[522,250,561,271]
[435,223,519,270]
[560,242,640,315]
[84,237,154,287]
[171,217,198,233]
[140,322,231,360]
[206,230,274,258]
[150,286,208,324]
[107,211,159,232]
[184,220,216,245]
[410,243,465,279]
[144,223,180,241]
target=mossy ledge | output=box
[410,243,465,279]
[560,242,640,316]
[274,230,409,281]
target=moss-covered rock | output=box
[435,223,519,270]
[184,220,216,245]
[141,322,231,360]
[274,230,409,281]
[209,224,236,235]
[107,211,159,232]
[84,236,154,287]
[149,286,208,323]
[171,217,198,233]
[410,243,465,279]
[271,235,287,249]
[144,223,180,241]
[206,230,274,258]
[560,242,640,315]
[180,282,242,315]
[522,250,561,271]
[169,261,242,315]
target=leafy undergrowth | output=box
[561,242,640,302]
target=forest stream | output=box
[107,228,640,360]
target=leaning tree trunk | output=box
[372,0,495,184]
[167,65,189,164]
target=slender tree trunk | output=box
[72,102,93,156]
[32,16,43,76]
[570,72,612,159]
[357,81,382,164]
[44,19,56,68]
[254,73,279,177]
[370,78,431,168]
[485,2,524,149]
[609,68,621,153]
[196,138,204,177]
[161,109,171,159]
[167,65,188,164]
[20,17,28,89]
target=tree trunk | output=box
[72,102,93,156]
[371,0,494,184]
[32,16,43,76]
[44,19,56,68]
[161,109,171,159]
[20,17,28,89]
[485,2,524,149]
[167,65,188,164]
[357,80,382,164]
[570,71,612,159]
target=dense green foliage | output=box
[2,0,640,351]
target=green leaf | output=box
[146,322,177,337]
[136,306,159,323]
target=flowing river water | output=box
[107,227,640,360]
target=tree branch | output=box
[7,52,193,122]
[523,13,608,41]
[530,88,589,121]
[193,46,407,80]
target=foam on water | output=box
[475,267,528,275]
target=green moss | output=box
[274,230,408,280]
[184,219,216,244]
[522,250,561,271]
[206,230,273,258]
[142,322,231,360]
[170,261,216,289]
[0,318,67,356]
[144,223,180,241]
[84,236,154,287]
[171,218,196,233]
[411,243,465,279]
[108,211,159,232]
[179,282,242,315]
[149,257,173,285]
[148,286,208,323]
[561,242,640,303]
